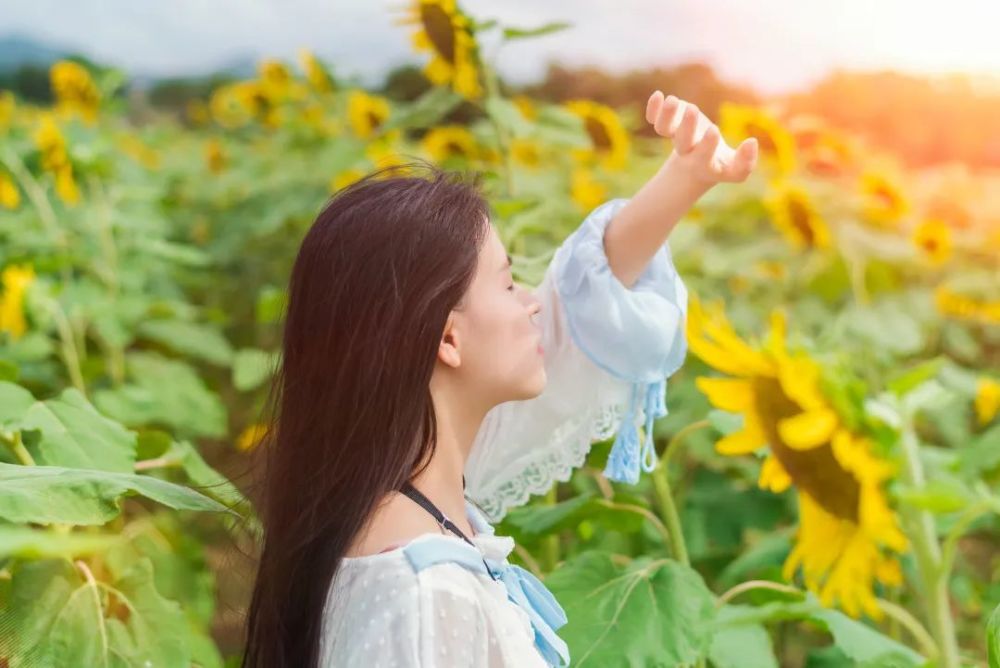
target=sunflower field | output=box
[1,1,999,666]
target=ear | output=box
[438,312,462,368]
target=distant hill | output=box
[0,33,71,72]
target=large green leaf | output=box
[93,351,227,438]
[709,605,779,668]
[0,462,231,525]
[232,347,278,391]
[0,382,137,473]
[137,319,235,367]
[545,551,716,667]
[0,557,190,666]
[0,525,119,558]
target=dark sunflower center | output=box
[751,376,860,522]
[367,111,383,131]
[584,116,612,150]
[872,186,897,208]
[746,122,777,154]
[788,198,815,244]
[446,141,466,156]
[420,4,457,64]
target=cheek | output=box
[471,295,524,350]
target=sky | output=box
[4,0,1000,95]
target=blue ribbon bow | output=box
[485,558,570,667]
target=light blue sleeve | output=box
[551,197,689,484]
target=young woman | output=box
[240,91,758,667]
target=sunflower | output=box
[205,139,227,174]
[763,180,831,250]
[236,423,269,452]
[0,264,36,339]
[687,295,908,619]
[570,168,607,214]
[564,99,630,171]
[911,218,952,265]
[933,286,1000,325]
[859,170,909,230]
[209,81,273,129]
[786,114,858,179]
[510,137,542,169]
[33,114,80,206]
[975,377,999,427]
[420,125,478,162]
[116,134,160,170]
[347,90,392,139]
[50,60,100,123]
[395,0,483,100]
[330,167,367,194]
[719,102,796,176]
[511,94,538,121]
[0,171,19,210]
[298,48,334,94]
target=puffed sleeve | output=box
[464,197,689,522]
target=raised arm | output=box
[463,91,759,522]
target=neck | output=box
[409,388,490,535]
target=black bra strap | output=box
[400,479,499,582]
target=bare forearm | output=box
[603,153,711,288]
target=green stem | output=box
[897,419,961,668]
[717,580,938,660]
[480,62,515,197]
[45,296,87,396]
[1,430,36,466]
[0,148,72,286]
[594,499,673,551]
[649,419,710,566]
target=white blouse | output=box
[320,198,689,667]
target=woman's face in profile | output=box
[441,220,546,406]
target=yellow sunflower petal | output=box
[715,426,766,455]
[758,454,792,493]
[694,377,755,413]
[777,408,838,450]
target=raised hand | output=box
[646,90,758,186]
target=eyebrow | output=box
[498,252,512,273]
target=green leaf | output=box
[0,462,232,525]
[0,557,191,666]
[0,380,35,425]
[137,319,235,367]
[164,439,252,514]
[484,96,533,136]
[988,600,1000,668]
[20,386,137,473]
[503,494,647,539]
[232,347,278,391]
[708,409,744,435]
[530,105,590,149]
[810,607,924,667]
[382,86,464,131]
[93,351,228,439]
[0,525,119,558]
[886,357,945,397]
[895,477,972,514]
[709,605,779,668]
[545,551,716,666]
[502,21,572,40]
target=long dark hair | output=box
[240,160,492,667]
